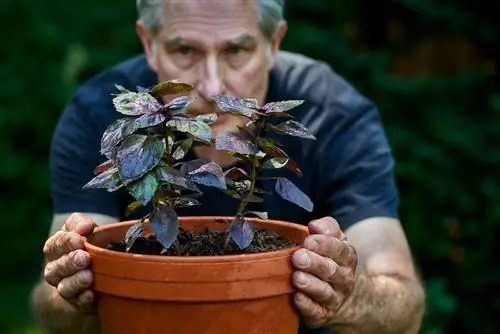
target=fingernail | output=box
[295,251,310,267]
[296,273,309,286]
[75,252,87,266]
[304,237,317,251]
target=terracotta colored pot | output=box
[83,216,309,334]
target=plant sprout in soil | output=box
[83,80,316,256]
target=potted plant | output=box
[82,80,317,334]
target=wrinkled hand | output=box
[292,217,358,328]
[43,213,97,313]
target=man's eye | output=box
[177,46,193,55]
[226,46,244,55]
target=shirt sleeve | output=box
[49,94,120,218]
[317,98,400,230]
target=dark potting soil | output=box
[107,227,296,256]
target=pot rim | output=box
[83,216,308,263]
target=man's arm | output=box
[30,213,117,334]
[327,217,425,333]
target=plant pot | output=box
[83,216,309,334]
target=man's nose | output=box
[197,56,225,101]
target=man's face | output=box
[137,0,286,138]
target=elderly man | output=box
[30,0,425,333]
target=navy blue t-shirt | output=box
[49,51,399,334]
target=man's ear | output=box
[135,20,159,72]
[268,20,288,68]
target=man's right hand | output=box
[43,213,97,313]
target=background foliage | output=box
[1,0,498,333]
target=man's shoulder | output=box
[271,51,371,111]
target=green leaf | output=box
[112,92,161,116]
[166,118,212,143]
[150,205,179,249]
[195,113,217,124]
[125,200,143,217]
[150,80,194,97]
[172,137,193,161]
[275,178,313,212]
[262,157,289,169]
[128,172,159,205]
[116,135,166,185]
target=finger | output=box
[292,248,343,284]
[293,291,328,329]
[44,249,91,287]
[292,270,342,308]
[63,212,96,236]
[57,269,94,299]
[43,231,85,262]
[303,234,357,268]
[308,217,344,239]
[75,290,97,313]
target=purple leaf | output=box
[100,118,137,160]
[180,159,226,189]
[149,80,194,97]
[229,217,255,249]
[165,118,212,143]
[215,132,259,155]
[150,205,179,249]
[116,135,166,185]
[262,157,289,169]
[212,95,259,118]
[262,100,304,113]
[275,178,313,212]
[134,113,166,128]
[112,92,162,116]
[83,166,122,191]
[195,113,217,124]
[155,165,200,192]
[275,120,316,140]
[125,221,144,252]
[167,95,195,111]
[128,172,159,205]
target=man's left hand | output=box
[292,216,359,328]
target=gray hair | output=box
[136,0,285,41]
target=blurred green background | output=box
[1,0,498,333]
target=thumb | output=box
[63,213,96,236]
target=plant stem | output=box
[224,116,266,249]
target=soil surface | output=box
[107,227,297,256]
